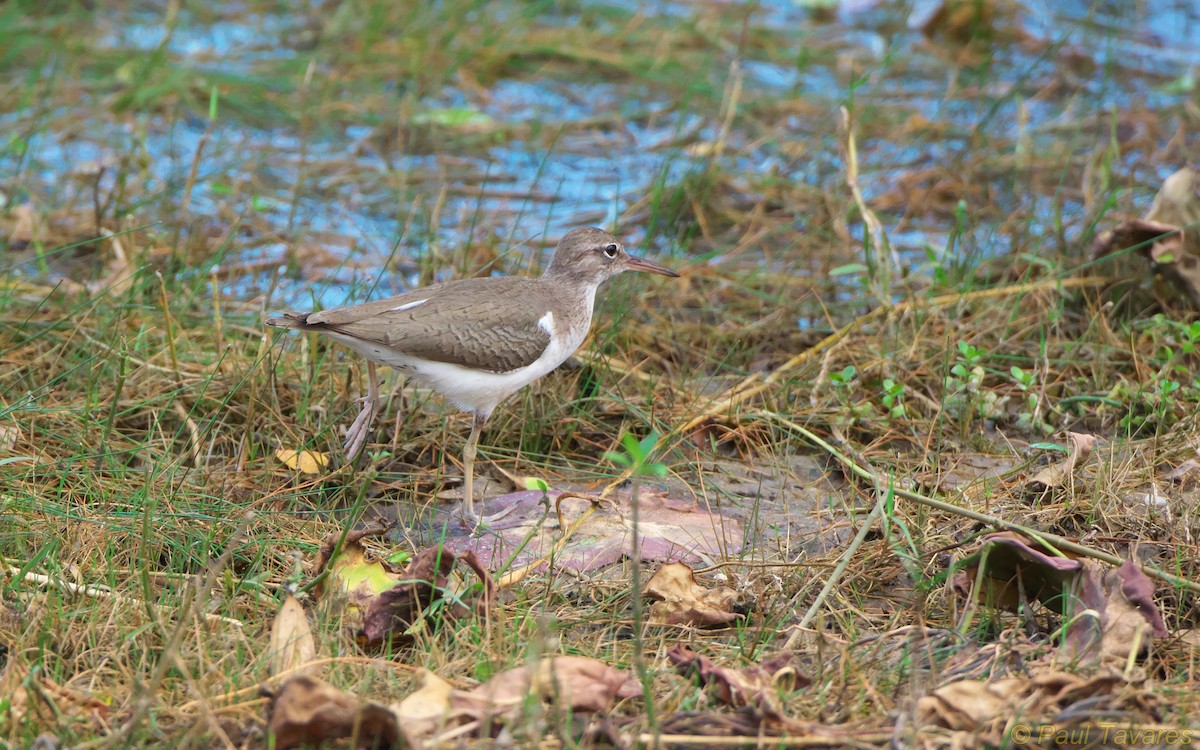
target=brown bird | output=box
[267,227,678,524]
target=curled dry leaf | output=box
[275,448,330,474]
[313,525,404,636]
[667,645,809,721]
[313,527,496,649]
[643,562,742,628]
[269,594,319,678]
[954,533,1168,667]
[915,677,1025,740]
[1092,166,1200,306]
[1065,558,1169,666]
[265,674,402,750]
[359,546,462,647]
[1025,431,1097,491]
[952,531,1082,612]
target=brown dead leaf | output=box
[265,675,401,750]
[313,530,496,649]
[391,669,457,742]
[954,533,1168,667]
[269,594,319,678]
[952,531,1082,612]
[359,546,463,647]
[1025,432,1097,491]
[459,656,641,724]
[275,448,330,474]
[915,677,1025,739]
[643,562,742,628]
[1065,558,1169,666]
[0,423,18,452]
[667,645,808,721]
[916,670,1161,742]
[1092,166,1200,306]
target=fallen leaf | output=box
[1025,432,1097,491]
[313,528,495,649]
[1092,166,1200,306]
[0,423,18,452]
[459,656,641,722]
[915,671,1160,742]
[391,669,457,742]
[359,546,463,647]
[915,677,1025,737]
[953,533,1168,666]
[313,526,405,636]
[643,562,742,628]
[1064,558,1169,666]
[440,486,743,575]
[667,645,808,721]
[269,594,319,678]
[275,448,330,474]
[265,675,401,750]
[952,531,1082,612]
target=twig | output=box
[5,567,243,627]
[786,490,888,647]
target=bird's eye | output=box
[603,243,619,258]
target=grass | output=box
[2,0,1200,746]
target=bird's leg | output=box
[459,412,516,528]
[461,412,484,523]
[344,361,380,461]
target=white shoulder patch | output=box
[390,299,428,312]
[537,311,555,336]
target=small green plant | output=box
[944,340,1003,425]
[1118,315,1199,434]
[1010,366,1052,434]
[829,365,857,387]
[603,430,668,729]
[880,378,906,420]
[603,432,669,479]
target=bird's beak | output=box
[625,253,680,278]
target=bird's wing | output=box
[306,277,556,372]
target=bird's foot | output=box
[343,396,380,461]
[458,503,517,532]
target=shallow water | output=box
[2,0,1197,310]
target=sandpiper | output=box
[267,227,678,524]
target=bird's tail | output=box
[264,312,314,329]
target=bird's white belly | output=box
[326,328,584,419]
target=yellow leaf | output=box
[275,448,329,474]
[520,476,550,491]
